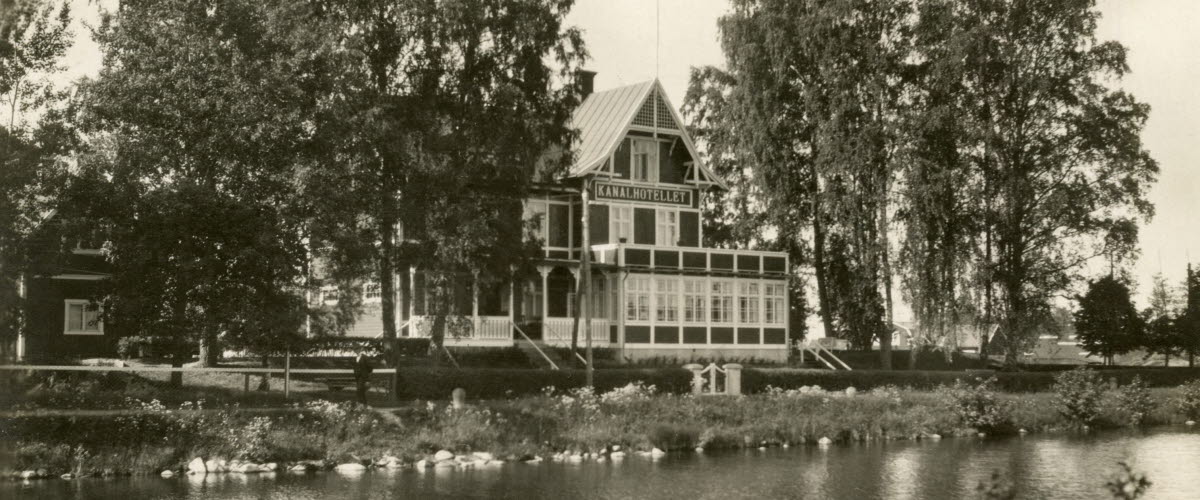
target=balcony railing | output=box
[542,317,612,346]
[406,315,513,345]
[590,243,788,275]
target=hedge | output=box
[393,366,1200,399]
[394,367,692,399]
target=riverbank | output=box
[5,377,1200,480]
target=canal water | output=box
[6,428,1200,499]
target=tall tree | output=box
[938,0,1157,366]
[308,0,585,365]
[1074,275,1142,365]
[0,0,73,353]
[71,0,331,376]
[1180,264,1200,367]
[692,0,912,366]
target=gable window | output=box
[363,282,382,303]
[632,139,657,182]
[64,300,103,335]
[655,209,677,246]
[610,205,633,243]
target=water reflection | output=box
[5,428,1200,500]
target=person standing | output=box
[353,353,374,405]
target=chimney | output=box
[578,70,597,99]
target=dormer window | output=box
[632,139,657,182]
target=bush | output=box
[394,367,691,400]
[1176,380,1200,420]
[1114,376,1156,427]
[1053,368,1106,427]
[941,377,1012,433]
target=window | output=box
[594,277,606,319]
[632,139,657,181]
[655,209,678,246]
[523,200,548,242]
[610,205,633,243]
[363,282,381,303]
[739,282,760,324]
[567,291,576,318]
[764,283,786,325]
[64,300,102,335]
[683,279,706,323]
[710,281,734,323]
[321,286,339,305]
[522,281,543,318]
[655,278,679,322]
[625,276,651,321]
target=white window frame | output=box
[320,286,339,305]
[631,138,658,182]
[625,276,651,322]
[764,282,786,325]
[655,278,679,323]
[655,208,678,246]
[524,200,549,243]
[710,280,734,323]
[64,299,103,335]
[610,204,633,243]
[683,279,707,324]
[739,281,761,324]
[363,282,382,303]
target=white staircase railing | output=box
[512,322,559,370]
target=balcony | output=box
[589,243,788,276]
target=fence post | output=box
[683,363,703,395]
[724,363,742,396]
[284,350,291,399]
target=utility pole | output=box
[582,178,594,386]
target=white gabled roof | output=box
[567,79,727,190]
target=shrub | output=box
[1052,368,1106,427]
[941,377,1012,433]
[228,416,274,461]
[1114,376,1156,427]
[1176,380,1200,420]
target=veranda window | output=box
[683,279,706,323]
[625,276,651,321]
[739,282,760,324]
[655,278,679,322]
[764,282,786,325]
[710,281,733,323]
[610,205,633,243]
[655,209,677,246]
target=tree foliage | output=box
[1074,276,1143,364]
[66,0,333,369]
[306,0,586,353]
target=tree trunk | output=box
[198,332,219,367]
[1190,352,1195,368]
[1164,353,1169,367]
[810,175,836,341]
[170,349,185,388]
[257,355,271,391]
[908,343,919,370]
[879,183,893,370]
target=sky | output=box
[48,0,1200,308]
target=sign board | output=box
[593,182,693,207]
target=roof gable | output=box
[567,79,727,190]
